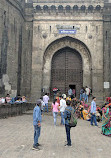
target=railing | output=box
[0,103,36,119]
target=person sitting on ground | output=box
[0,97,5,104]
[71,97,78,112]
[66,96,71,101]
[15,97,23,103]
[81,98,88,108]
[86,112,91,121]
[79,104,84,120]
[22,96,27,103]
[5,94,12,103]
[82,108,88,120]
[14,95,21,102]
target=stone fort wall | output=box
[0,0,33,99]
[0,0,111,101]
[103,2,111,98]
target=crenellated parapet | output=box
[33,4,104,15]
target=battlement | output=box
[32,0,104,3]
[33,4,103,15]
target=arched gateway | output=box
[51,47,83,97]
[43,36,92,97]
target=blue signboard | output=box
[59,29,77,34]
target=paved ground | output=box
[0,110,111,158]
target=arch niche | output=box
[43,36,92,96]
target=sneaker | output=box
[32,146,40,150]
[37,143,42,146]
[64,144,72,147]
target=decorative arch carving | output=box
[58,5,63,13]
[43,5,49,12]
[81,5,86,12]
[51,5,56,12]
[96,5,101,11]
[73,5,78,11]
[66,5,71,13]
[88,5,94,12]
[42,36,92,91]
[36,5,41,12]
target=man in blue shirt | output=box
[64,100,72,146]
[90,97,97,126]
[32,99,42,150]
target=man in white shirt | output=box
[43,93,49,113]
[85,86,90,102]
[59,96,67,125]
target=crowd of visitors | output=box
[80,86,91,102]
[0,94,27,104]
[33,88,111,150]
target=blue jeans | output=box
[61,112,65,125]
[34,125,41,147]
[80,94,83,101]
[85,94,88,102]
[65,124,71,145]
[44,103,48,112]
[91,114,97,126]
[53,112,58,125]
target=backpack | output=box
[66,108,77,127]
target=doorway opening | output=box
[69,84,76,97]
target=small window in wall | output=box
[4,11,6,26]
[50,26,51,33]
[14,18,16,33]
[28,30,30,40]
[86,26,88,33]
[38,25,40,32]
[96,26,98,34]
[106,31,108,41]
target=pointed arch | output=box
[42,36,92,93]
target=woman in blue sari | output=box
[101,104,111,136]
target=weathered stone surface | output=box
[0,0,111,102]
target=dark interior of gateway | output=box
[69,84,76,90]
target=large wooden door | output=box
[51,47,83,97]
